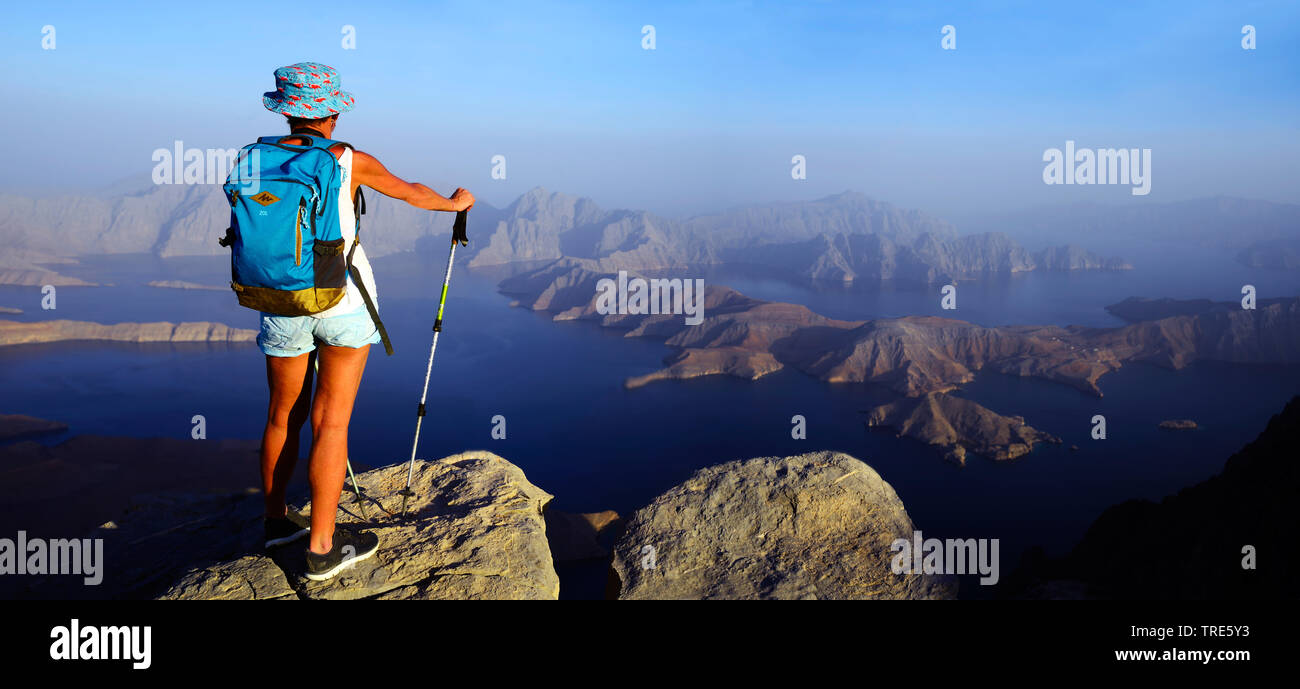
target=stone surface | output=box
[154,451,561,600]
[159,556,296,601]
[611,451,956,600]
[276,452,560,600]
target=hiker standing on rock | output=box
[223,62,474,580]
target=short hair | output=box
[286,113,337,130]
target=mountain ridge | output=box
[1,185,1131,285]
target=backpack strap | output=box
[345,188,393,356]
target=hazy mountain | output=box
[470,189,1126,283]
[1,184,1127,285]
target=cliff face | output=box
[610,451,956,600]
[1007,396,1300,599]
[0,320,256,347]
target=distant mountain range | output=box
[0,185,1137,286]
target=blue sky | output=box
[3,0,1298,217]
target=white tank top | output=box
[312,147,379,319]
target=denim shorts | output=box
[257,309,381,357]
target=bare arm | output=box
[349,149,474,212]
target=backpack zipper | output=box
[295,199,305,266]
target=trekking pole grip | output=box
[452,209,469,246]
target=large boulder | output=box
[281,451,559,600]
[611,451,956,599]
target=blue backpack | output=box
[220,131,392,354]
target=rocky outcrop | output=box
[0,414,68,442]
[0,319,255,346]
[1006,396,1300,599]
[15,451,561,600]
[865,393,1061,463]
[610,451,956,600]
[159,452,560,600]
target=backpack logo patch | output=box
[249,191,280,206]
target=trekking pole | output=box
[312,355,369,521]
[400,209,469,514]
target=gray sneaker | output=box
[264,511,310,549]
[304,526,379,581]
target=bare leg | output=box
[261,351,315,519]
[308,343,370,554]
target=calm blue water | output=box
[2,247,1297,598]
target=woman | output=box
[256,62,473,581]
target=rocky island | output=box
[864,393,1061,463]
[501,259,1300,461]
[505,261,1300,399]
[0,319,256,347]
